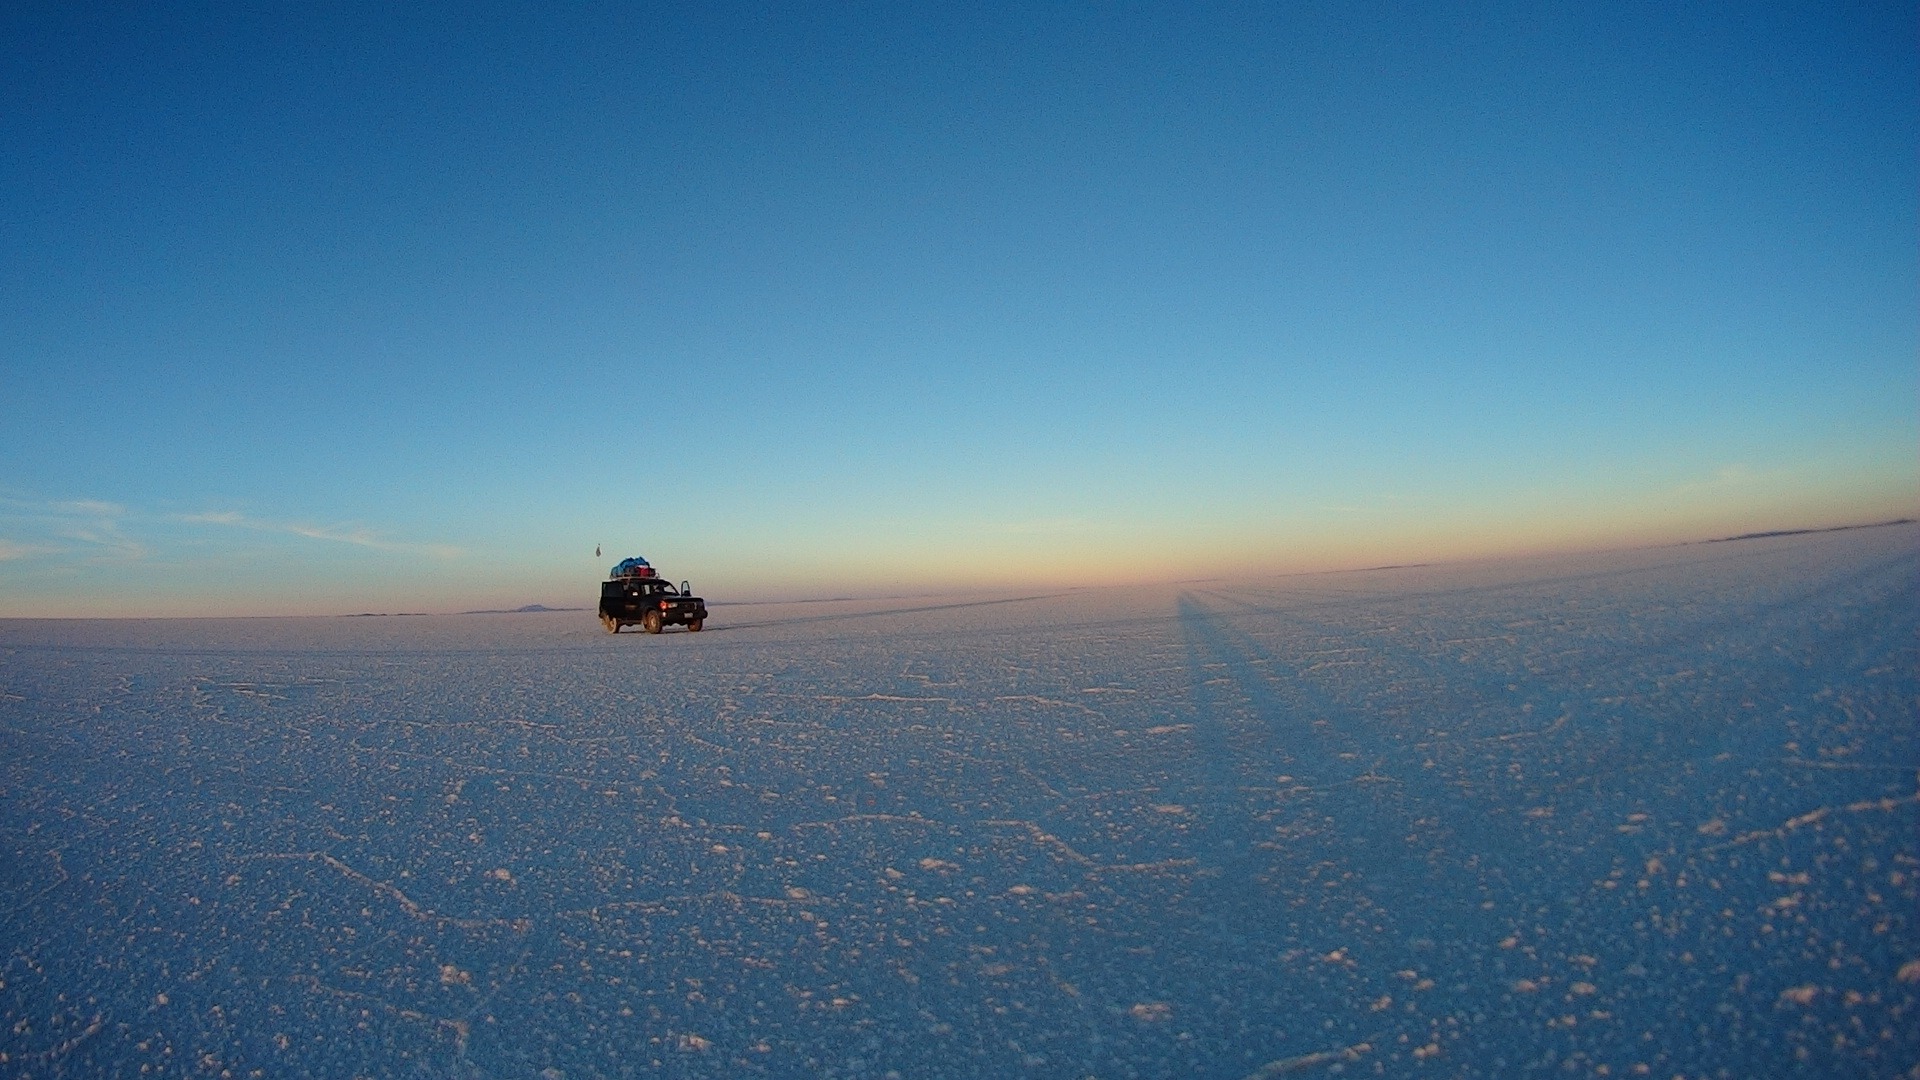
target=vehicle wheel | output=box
[643,610,664,634]
[601,613,619,634]
[687,619,703,632]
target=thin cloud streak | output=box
[177,510,465,558]
[977,518,1094,536]
[0,539,56,560]
[56,499,128,517]
[0,494,148,559]
[0,494,463,567]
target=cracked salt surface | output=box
[1,525,1916,1078]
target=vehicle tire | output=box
[643,610,664,634]
[687,619,703,632]
[601,613,619,634]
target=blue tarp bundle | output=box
[610,556,652,577]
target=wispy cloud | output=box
[978,517,1093,536]
[0,494,148,558]
[0,538,57,560]
[178,511,464,558]
[1661,462,1785,501]
[0,494,463,564]
[181,510,245,526]
[57,499,128,517]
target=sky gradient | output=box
[3,1,1916,616]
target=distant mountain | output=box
[1698,518,1914,545]
[459,604,588,615]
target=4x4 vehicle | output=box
[599,557,708,634]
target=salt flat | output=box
[2,525,1915,1078]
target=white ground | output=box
[2,524,1915,1077]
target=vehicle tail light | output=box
[659,600,670,610]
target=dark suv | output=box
[599,559,708,634]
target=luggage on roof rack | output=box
[610,556,654,579]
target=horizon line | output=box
[4,516,1913,622]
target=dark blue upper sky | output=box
[3,1,1915,613]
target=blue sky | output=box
[3,1,1915,616]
